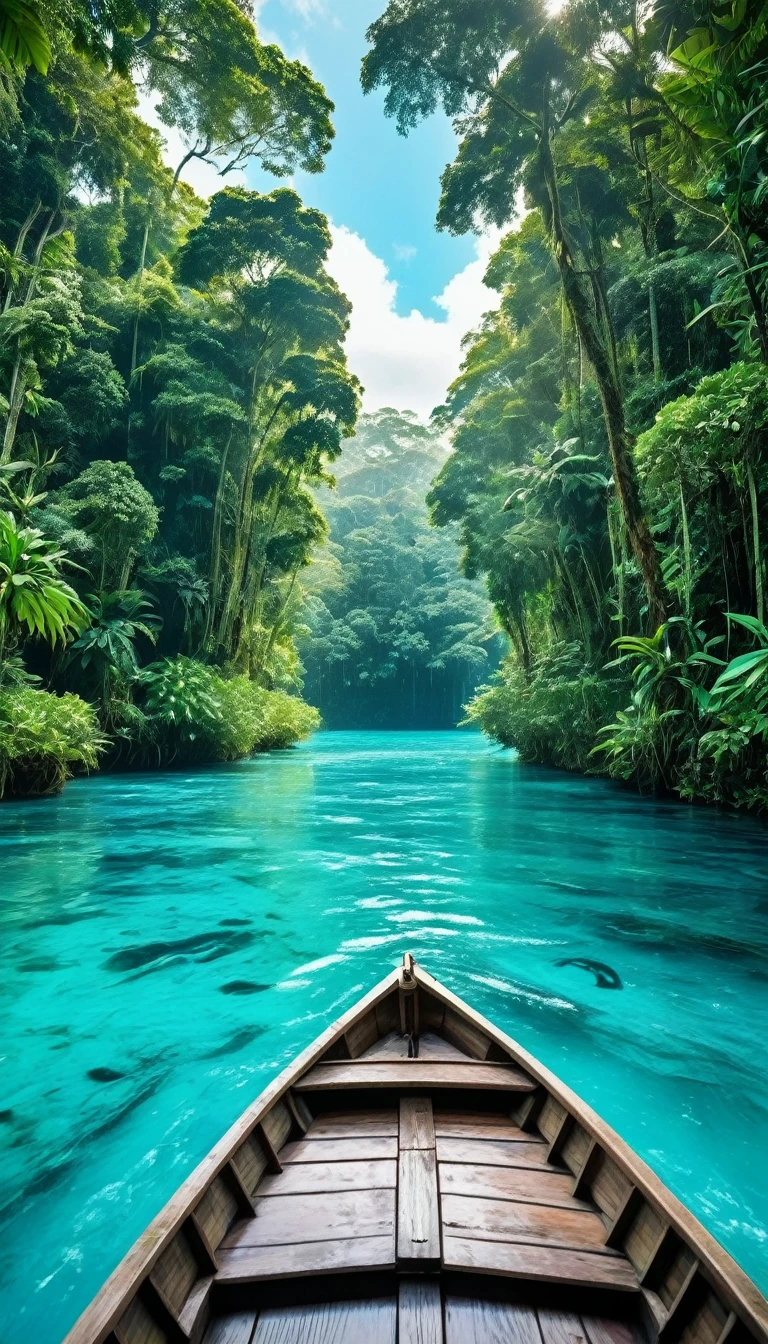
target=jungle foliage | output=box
[366,0,768,810]
[300,408,503,728]
[0,0,352,797]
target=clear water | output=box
[1,730,767,1340]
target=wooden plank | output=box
[261,1102,292,1156]
[221,1187,395,1249]
[256,1158,397,1197]
[517,1089,548,1134]
[344,1010,379,1059]
[441,1192,619,1253]
[537,1307,589,1344]
[223,1160,257,1216]
[230,1137,267,1198]
[280,1136,397,1164]
[606,1187,643,1249]
[398,1148,440,1263]
[283,1091,309,1135]
[400,1097,436,1151]
[436,1136,553,1169]
[573,1139,602,1201]
[295,1062,535,1092]
[589,1153,633,1224]
[441,1005,490,1059]
[203,1311,257,1344]
[186,1213,218,1276]
[444,1298,541,1344]
[438,1162,594,1210]
[548,1112,576,1165]
[253,1299,397,1344]
[581,1316,642,1344]
[195,1177,240,1253]
[215,1234,396,1284]
[398,1280,443,1344]
[434,1114,530,1141]
[253,1123,282,1175]
[442,1235,640,1290]
[150,1230,199,1314]
[178,1274,213,1341]
[116,1297,166,1344]
[305,1111,398,1139]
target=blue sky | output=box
[158,0,501,415]
[254,0,475,317]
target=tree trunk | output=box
[747,460,764,624]
[536,120,666,629]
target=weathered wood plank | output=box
[400,1097,436,1151]
[280,1135,397,1164]
[433,1113,530,1141]
[253,1298,397,1344]
[441,1192,619,1253]
[438,1161,594,1210]
[436,1136,553,1169]
[398,1149,440,1263]
[444,1298,541,1344]
[215,1233,396,1284]
[344,1010,379,1059]
[398,1280,443,1344]
[442,1235,640,1290]
[441,1006,490,1060]
[150,1230,199,1315]
[304,1111,398,1139]
[178,1274,213,1342]
[256,1158,397,1197]
[203,1311,257,1344]
[195,1176,239,1252]
[537,1307,588,1344]
[221,1187,395,1249]
[116,1297,166,1344]
[581,1315,642,1344]
[295,1062,535,1092]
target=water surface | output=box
[1,730,767,1339]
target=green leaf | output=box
[0,0,50,72]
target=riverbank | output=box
[1,731,766,1341]
[0,675,319,800]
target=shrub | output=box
[0,688,102,798]
[466,644,626,772]
[136,657,319,764]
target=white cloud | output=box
[393,243,417,263]
[326,225,501,419]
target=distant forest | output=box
[300,409,502,729]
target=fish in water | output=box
[219,918,252,927]
[0,1109,13,1123]
[104,929,254,973]
[200,1026,267,1058]
[87,1067,125,1083]
[555,958,622,989]
[219,981,270,995]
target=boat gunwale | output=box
[61,966,402,1344]
[410,960,768,1344]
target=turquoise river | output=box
[1,730,767,1340]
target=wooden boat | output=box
[63,953,768,1344]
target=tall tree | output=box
[362,0,667,626]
